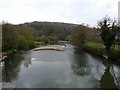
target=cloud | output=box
[0,0,119,26]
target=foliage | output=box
[36,35,58,45]
[98,17,118,59]
[2,24,19,51]
[48,36,58,44]
[18,25,35,50]
[85,41,105,49]
[85,41,120,60]
[25,21,77,40]
[85,41,120,51]
[98,17,117,51]
[87,28,101,43]
[2,24,35,51]
[18,35,29,50]
[70,25,88,48]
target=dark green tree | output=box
[2,24,19,51]
[98,17,117,59]
[18,25,35,50]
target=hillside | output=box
[21,21,78,40]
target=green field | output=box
[85,41,120,52]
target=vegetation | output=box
[2,24,35,52]
[36,35,58,45]
[18,25,35,50]
[85,41,120,60]
[2,21,76,53]
[70,16,120,60]
[2,24,19,51]
[2,16,120,60]
[24,21,77,40]
[98,17,118,59]
[70,25,89,49]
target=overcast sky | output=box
[0,0,119,26]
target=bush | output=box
[70,25,88,48]
[18,35,29,50]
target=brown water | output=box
[2,44,120,88]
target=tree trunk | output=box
[106,48,111,60]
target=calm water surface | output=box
[2,44,120,88]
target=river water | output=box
[2,44,120,88]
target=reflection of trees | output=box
[23,58,31,68]
[71,50,90,76]
[100,65,119,89]
[22,53,32,68]
[99,57,120,89]
[2,53,24,82]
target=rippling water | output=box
[2,44,120,88]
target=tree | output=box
[70,25,88,49]
[38,35,58,45]
[98,17,117,59]
[18,25,35,50]
[2,24,19,51]
[18,35,29,50]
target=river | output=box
[2,44,120,88]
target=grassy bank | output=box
[84,41,120,61]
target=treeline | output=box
[2,24,35,51]
[23,21,77,40]
[36,35,58,45]
[70,19,120,48]
[2,21,77,52]
[70,17,120,60]
[3,17,119,60]
[70,25,101,47]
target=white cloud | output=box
[0,0,119,26]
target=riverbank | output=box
[33,45,65,51]
[1,50,17,60]
[84,41,120,61]
[1,44,65,60]
[2,44,120,88]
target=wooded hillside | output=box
[22,21,77,40]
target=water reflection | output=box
[2,45,120,88]
[2,53,24,82]
[100,65,119,88]
[22,53,32,68]
[72,48,120,88]
[23,59,31,68]
[71,51,90,76]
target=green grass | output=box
[111,45,120,52]
[84,41,120,60]
[85,41,120,52]
[85,41,105,49]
